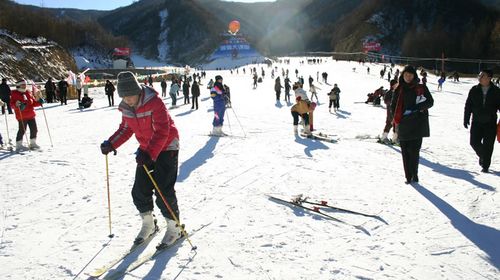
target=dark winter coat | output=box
[464,83,500,125]
[182,82,190,96]
[391,81,434,141]
[58,80,69,94]
[105,82,115,96]
[191,82,200,97]
[275,79,282,92]
[44,80,56,93]
[384,90,393,106]
[0,81,11,102]
[161,80,167,89]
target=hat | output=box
[117,71,142,97]
[480,69,493,78]
[215,75,223,81]
[390,79,398,86]
[15,79,27,88]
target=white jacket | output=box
[294,88,309,101]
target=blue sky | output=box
[14,0,275,11]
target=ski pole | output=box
[17,108,30,149]
[142,165,197,250]
[39,104,53,147]
[105,154,114,238]
[225,107,232,135]
[4,110,11,144]
[228,106,246,138]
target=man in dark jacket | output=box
[464,69,500,173]
[191,80,200,110]
[0,78,13,114]
[44,78,56,103]
[58,78,69,105]
[391,65,434,184]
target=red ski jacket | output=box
[108,86,179,160]
[10,89,41,121]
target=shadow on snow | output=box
[412,184,500,270]
[177,137,220,182]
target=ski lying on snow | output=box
[102,222,211,280]
[300,132,337,143]
[88,226,163,278]
[292,194,387,224]
[267,195,369,235]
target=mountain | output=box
[0,0,499,72]
[97,0,499,67]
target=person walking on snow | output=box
[160,79,167,98]
[463,69,500,173]
[309,83,321,103]
[291,82,311,135]
[10,79,43,151]
[191,80,200,110]
[210,75,227,136]
[105,80,115,107]
[1,78,13,114]
[275,77,283,101]
[169,79,179,107]
[328,84,340,112]
[100,71,182,247]
[380,79,398,143]
[391,65,434,184]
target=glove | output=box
[38,98,45,104]
[135,149,154,166]
[464,121,469,129]
[403,110,414,116]
[100,140,116,155]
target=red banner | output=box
[363,42,381,52]
[113,48,130,56]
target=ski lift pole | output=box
[40,104,53,147]
[105,154,114,238]
[142,165,197,250]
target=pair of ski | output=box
[88,223,209,279]
[267,194,386,235]
[300,132,337,143]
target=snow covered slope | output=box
[0,58,498,279]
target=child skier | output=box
[100,71,182,248]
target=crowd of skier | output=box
[1,57,499,249]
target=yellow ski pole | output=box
[105,154,114,238]
[143,165,197,250]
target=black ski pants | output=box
[60,91,67,105]
[191,96,199,110]
[16,118,37,141]
[292,111,309,126]
[470,121,497,169]
[1,97,13,114]
[107,94,114,106]
[400,138,422,182]
[132,150,180,220]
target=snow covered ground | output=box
[0,58,498,280]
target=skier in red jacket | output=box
[10,79,42,151]
[100,71,182,248]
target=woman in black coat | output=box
[191,81,200,110]
[391,65,434,184]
